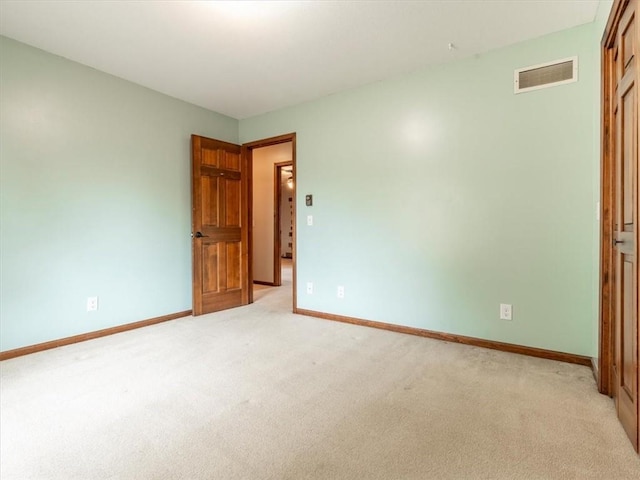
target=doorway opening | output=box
[244,133,297,311]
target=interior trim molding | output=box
[295,308,592,367]
[0,310,192,361]
[253,280,276,286]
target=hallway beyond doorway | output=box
[253,259,292,306]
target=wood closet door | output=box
[611,0,639,452]
[191,135,249,316]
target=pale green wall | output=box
[240,23,602,356]
[1,15,610,356]
[0,36,238,351]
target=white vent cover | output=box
[514,56,578,94]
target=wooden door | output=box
[191,135,249,315]
[611,0,639,452]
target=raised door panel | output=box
[621,11,635,69]
[224,179,241,227]
[202,243,220,294]
[621,258,636,398]
[622,74,636,228]
[202,147,222,167]
[225,151,241,171]
[226,242,242,290]
[200,176,220,228]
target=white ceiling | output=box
[0,0,600,119]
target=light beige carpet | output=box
[1,271,639,479]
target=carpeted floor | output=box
[1,264,639,479]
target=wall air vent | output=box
[514,56,578,94]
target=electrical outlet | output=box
[337,286,345,298]
[87,296,99,312]
[306,282,313,294]
[500,303,512,321]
